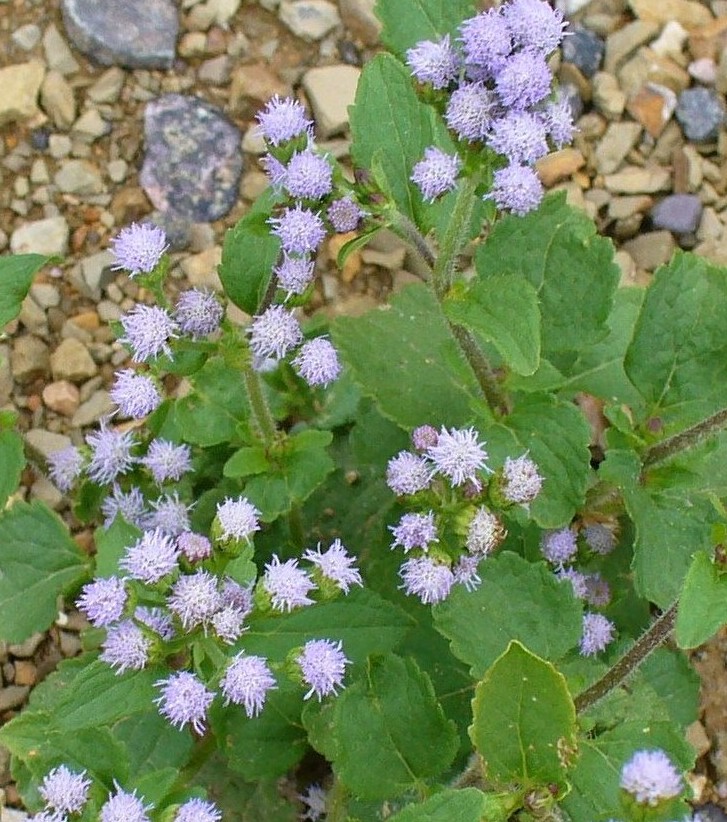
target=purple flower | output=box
[101,484,147,529]
[389,511,438,552]
[47,445,84,492]
[100,619,151,674]
[86,423,137,485]
[385,450,432,495]
[405,35,460,89]
[399,556,455,605]
[298,784,327,821]
[584,573,611,607]
[459,9,512,77]
[488,111,549,166]
[100,783,152,822]
[146,492,192,536]
[168,570,222,631]
[292,337,342,387]
[495,50,552,111]
[327,196,365,233]
[540,527,578,565]
[503,0,567,55]
[303,539,363,593]
[220,578,254,616]
[488,164,543,216]
[110,368,162,419]
[120,528,179,583]
[466,507,506,555]
[501,453,543,504]
[256,95,312,146]
[141,439,193,485]
[39,765,92,814]
[583,523,617,555]
[249,305,303,361]
[445,82,499,142]
[261,153,288,189]
[427,426,489,488]
[269,204,326,255]
[411,146,461,203]
[263,555,317,611]
[31,812,65,822]
[216,496,261,542]
[580,612,615,657]
[154,671,215,734]
[543,93,576,148]
[211,605,247,644]
[135,606,175,641]
[411,425,439,451]
[174,798,222,822]
[177,531,213,563]
[119,304,179,363]
[174,289,224,338]
[297,638,351,701]
[275,253,316,297]
[110,222,168,277]
[220,652,277,717]
[77,576,128,627]
[620,749,682,806]
[556,567,588,599]
[453,554,482,591]
[285,149,333,200]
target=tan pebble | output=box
[626,83,677,137]
[688,16,727,60]
[629,0,713,29]
[13,661,36,687]
[70,311,101,331]
[229,65,288,110]
[42,380,80,415]
[535,148,586,187]
[73,530,95,555]
[686,719,712,756]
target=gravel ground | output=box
[2,0,727,816]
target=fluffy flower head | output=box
[386,450,431,495]
[459,9,512,76]
[220,652,277,717]
[269,204,326,255]
[501,453,543,504]
[285,149,333,200]
[445,82,499,142]
[39,765,92,814]
[292,337,342,387]
[174,798,222,822]
[78,576,128,627]
[168,570,222,631]
[427,426,489,487]
[303,539,363,593]
[406,35,460,89]
[503,0,567,55]
[411,146,461,202]
[297,638,351,700]
[119,304,178,362]
[541,527,578,566]
[141,439,192,485]
[146,492,192,536]
[328,196,365,233]
[580,612,615,657]
[154,671,214,734]
[256,95,312,145]
[399,556,455,605]
[390,511,439,552]
[466,507,506,555]
[120,528,179,583]
[100,619,151,674]
[275,253,316,297]
[47,445,84,492]
[86,424,136,485]
[488,164,543,216]
[110,368,161,419]
[216,496,261,542]
[263,555,317,611]
[110,222,167,277]
[249,305,303,361]
[620,749,682,806]
[495,50,552,110]
[175,289,223,338]
[488,111,549,166]
[100,783,152,822]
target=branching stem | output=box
[642,406,727,471]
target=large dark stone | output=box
[562,24,605,78]
[140,94,243,223]
[60,0,178,69]
[651,193,703,234]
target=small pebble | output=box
[675,87,726,142]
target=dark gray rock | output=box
[140,94,243,222]
[562,25,605,78]
[651,193,703,234]
[694,805,727,822]
[675,87,726,142]
[60,0,178,69]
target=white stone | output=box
[42,23,80,75]
[86,67,125,104]
[279,0,340,40]
[40,70,77,129]
[25,429,72,460]
[10,216,70,256]
[302,64,360,137]
[651,20,688,59]
[107,159,128,182]
[48,134,73,158]
[54,159,104,195]
[12,24,42,50]
[0,61,45,126]
[72,108,110,141]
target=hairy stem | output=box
[451,324,511,416]
[388,212,435,271]
[242,361,277,444]
[642,406,727,471]
[574,602,677,714]
[431,177,478,298]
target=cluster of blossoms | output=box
[386,424,543,604]
[32,764,221,822]
[77,496,357,733]
[540,521,617,657]
[406,0,575,214]
[620,749,683,808]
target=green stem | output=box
[450,324,511,416]
[170,732,216,793]
[431,176,477,298]
[574,601,678,714]
[242,361,277,444]
[387,212,435,271]
[642,406,727,471]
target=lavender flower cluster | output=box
[540,521,617,657]
[406,0,575,215]
[386,424,542,605]
[32,764,221,822]
[77,500,358,734]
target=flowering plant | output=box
[0,0,723,819]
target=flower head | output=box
[488,164,543,216]
[135,606,175,641]
[459,9,512,77]
[174,289,223,338]
[427,426,489,487]
[263,555,317,611]
[261,153,288,189]
[298,784,327,821]
[110,222,168,277]
[256,95,312,146]
[389,511,439,552]
[177,531,213,563]
[411,146,461,202]
[39,765,92,814]
[146,492,192,536]
[220,652,277,716]
[285,149,333,200]
[303,539,363,593]
[327,196,365,233]
[120,528,179,583]
[399,556,455,605]
[445,82,499,142]
[110,368,162,419]
[466,507,506,555]
[101,484,147,529]
[86,423,137,485]
[249,305,303,361]
[584,573,611,607]
[543,93,576,148]
[411,425,439,451]
[406,35,460,89]
[269,204,326,255]
[583,523,617,555]
[119,304,178,362]
[168,570,222,631]
[453,554,482,591]
[100,783,152,822]
[292,337,342,387]
[501,453,543,504]
[47,445,84,492]
[386,450,432,495]
[154,671,215,734]
[100,619,152,674]
[78,576,128,627]
[211,605,247,644]
[556,567,588,599]
[620,749,682,806]
[275,253,316,297]
[173,798,222,822]
[503,0,567,55]
[220,578,254,616]
[580,612,615,657]
[495,50,552,111]
[297,638,351,700]
[488,111,549,166]
[541,527,578,566]
[216,496,261,542]
[141,439,193,485]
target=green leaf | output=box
[470,641,577,788]
[444,274,541,376]
[434,552,582,678]
[114,712,194,781]
[376,0,477,56]
[0,429,24,508]
[332,283,485,429]
[223,445,270,478]
[219,188,281,314]
[386,788,504,822]
[676,551,727,648]
[311,654,458,799]
[0,501,89,642]
[0,254,49,328]
[475,193,619,367]
[94,517,141,578]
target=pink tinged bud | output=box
[466,507,506,555]
[501,453,543,504]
